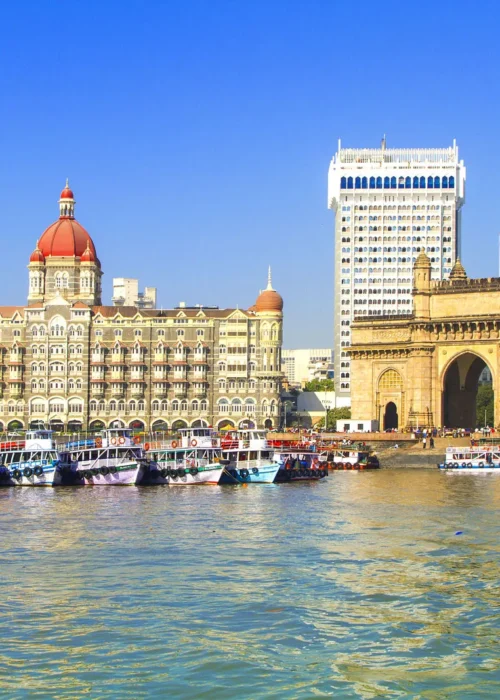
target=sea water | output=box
[1,471,499,699]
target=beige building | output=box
[0,184,284,433]
[350,251,499,430]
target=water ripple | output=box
[0,472,500,698]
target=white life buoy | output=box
[119,437,125,445]
[191,439,197,447]
[111,437,118,446]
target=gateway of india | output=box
[350,251,500,430]
[0,184,283,432]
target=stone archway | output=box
[442,352,493,429]
[383,402,398,430]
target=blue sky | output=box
[0,0,499,347]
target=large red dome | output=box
[38,218,97,258]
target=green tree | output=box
[303,378,335,392]
[476,384,494,427]
[316,407,351,430]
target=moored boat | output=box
[0,430,76,486]
[144,428,223,485]
[273,452,328,482]
[439,445,500,473]
[59,428,146,485]
[215,429,280,484]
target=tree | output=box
[476,384,494,427]
[303,378,335,392]
[316,407,351,430]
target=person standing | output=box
[422,436,427,449]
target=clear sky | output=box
[0,0,498,348]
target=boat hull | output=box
[439,464,500,473]
[75,462,144,485]
[0,464,78,486]
[218,462,280,484]
[274,467,328,483]
[143,465,223,485]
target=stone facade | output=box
[0,187,283,433]
[350,253,500,429]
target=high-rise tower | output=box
[328,139,466,397]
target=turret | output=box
[413,249,431,319]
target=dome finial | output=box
[65,177,69,188]
[266,265,274,291]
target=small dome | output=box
[60,178,74,200]
[80,241,95,262]
[450,258,467,280]
[29,242,45,263]
[254,267,283,313]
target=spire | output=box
[266,265,274,291]
[449,257,467,280]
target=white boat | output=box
[145,428,223,485]
[439,445,500,473]
[216,429,281,484]
[0,430,76,486]
[59,428,146,485]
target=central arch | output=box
[442,352,493,429]
[383,401,398,430]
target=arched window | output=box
[340,176,346,189]
[398,176,404,188]
[129,400,136,412]
[405,176,411,188]
[109,400,117,411]
[420,176,425,188]
[376,176,382,189]
[390,176,397,189]
[152,400,160,411]
[355,177,361,188]
[427,176,433,188]
[138,400,145,411]
[384,176,390,188]
[347,176,353,189]
[413,176,419,188]
[369,176,375,188]
[218,398,229,413]
[449,176,455,188]
[442,176,448,188]
[434,176,440,188]
[361,176,367,189]
[191,400,199,412]
[231,398,242,413]
[200,400,208,411]
[172,400,179,412]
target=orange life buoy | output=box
[95,437,102,448]
[119,437,125,445]
[191,439,197,447]
[171,440,178,448]
[111,437,118,446]
[133,436,140,444]
[144,442,150,451]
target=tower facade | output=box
[328,139,466,397]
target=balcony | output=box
[111,384,126,396]
[153,383,168,397]
[130,382,146,396]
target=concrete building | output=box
[328,138,466,398]
[1,183,284,432]
[281,348,333,387]
[112,279,157,309]
[349,252,500,430]
[296,391,350,428]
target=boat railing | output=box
[0,440,26,452]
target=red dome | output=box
[60,186,74,199]
[30,246,45,263]
[38,219,97,259]
[80,241,95,262]
[255,289,283,313]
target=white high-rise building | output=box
[328,138,466,397]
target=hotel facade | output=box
[0,184,284,432]
[328,139,466,397]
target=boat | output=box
[0,430,76,486]
[438,445,500,472]
[59,428,147,485]
[143,427,223,485]
[215,429,281,484]
[322,447,380,470]
[273,452,328,482]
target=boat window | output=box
[250,451,257,460]
[261,451,270,459]
[229,452,238,462]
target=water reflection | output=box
[0,472,499,698]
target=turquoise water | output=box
[1,471,500,699]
